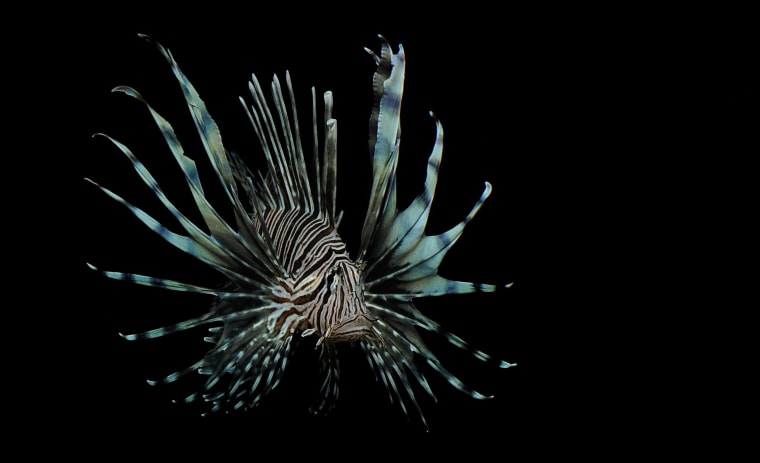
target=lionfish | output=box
[87,33,515,429]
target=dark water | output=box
[30,5,756,458]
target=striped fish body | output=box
[88,34,513,428]
[255,209,371,344]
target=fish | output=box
[86,33,515,430]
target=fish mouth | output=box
[326,314,375,343]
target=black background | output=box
[24,4,757,458]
